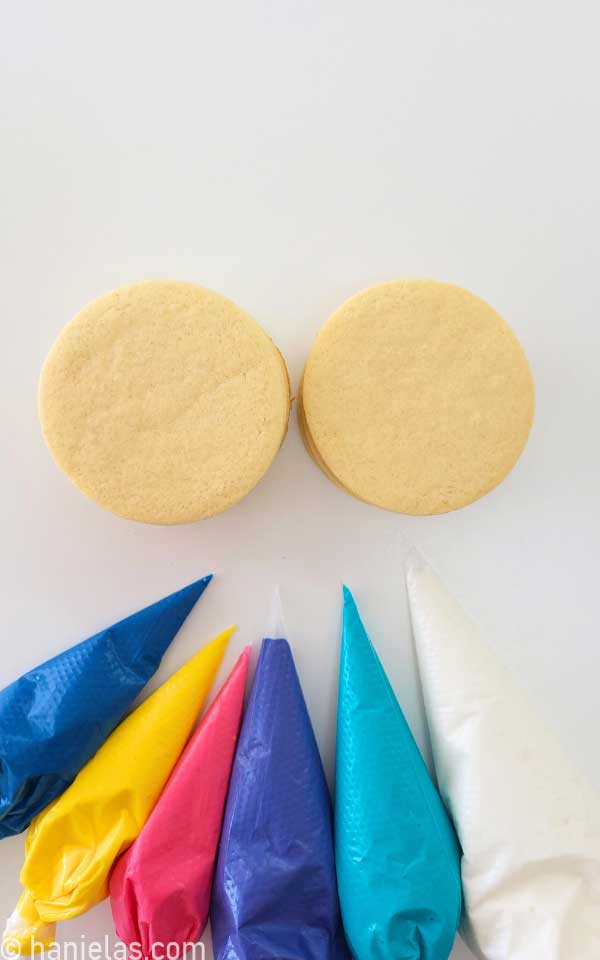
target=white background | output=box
[1,3,600,958]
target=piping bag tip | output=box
[267,586,288,640]
[198,625,236,682]
[341,586,365,639]
[188,572,213,587]
[191,573,213,592]
[404,546,429,584]
[187,625,235,682]
[214,625,237,648]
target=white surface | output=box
[1,3,599,959]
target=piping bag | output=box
[3,627,232,956]
[109,646,251,958]
[336,587,461,960]
[406,553,600,960]
[0,576,212,839]
[211,593,350,960]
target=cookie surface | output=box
[301,280,534,514]
[40,281,291,523]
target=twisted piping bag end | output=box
[267,586,288,640]
[2,892,56,956]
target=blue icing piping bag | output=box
[335,586,462,960]
[211,593,350,960]
[0,575,211,838]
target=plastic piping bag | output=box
[3,627,232,956]
[406,552,600,960]
[336,587,461,960]
[0,576,212,839]
[211,604,349,960]
[109,646,251,958]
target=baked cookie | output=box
[300,279,534,514]
[40,281,291,523]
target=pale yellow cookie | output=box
[301,280,534,515]
[39,281,291,524]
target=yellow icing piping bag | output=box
[3,626,233,956]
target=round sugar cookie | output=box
[301,280,534,515]
[39,281,291,524]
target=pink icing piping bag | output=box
[109,646,251,959]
